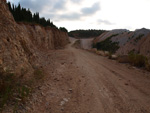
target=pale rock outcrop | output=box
[94,28,150,57]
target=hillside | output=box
[94,28,150,56]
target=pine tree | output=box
[7,2,58,28]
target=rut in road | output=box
[11,45,150,113]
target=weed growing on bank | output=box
[0,69,31,112]
[0,66,44,112]
[118,52,150,71]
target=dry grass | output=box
[117,54,150,71]
[128,53,148,67]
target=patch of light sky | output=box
[7,0,150,31]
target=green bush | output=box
[94,34,120,53]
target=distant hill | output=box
[93,28,150,56]
[68,29,106,38]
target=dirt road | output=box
[15,43,150,113]
[69,37,94,49]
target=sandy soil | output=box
[14,42,150,113]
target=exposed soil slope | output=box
[94,29,150,56]
[0,1,69,76]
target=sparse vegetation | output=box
[0,66,44,111]
[128,32,132,34]
[34,69,44,80]
[134,34,144,42]
[128,35,135,41]
[117,52,150,71]
[93,34,120,53]
[128,52,148,67]
[0,67,31,111]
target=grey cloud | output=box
[18,0,101,22]
[20,0,67,13]
[97,19,114,25]
[53,2,101,21]
[59,13,81,20]
[44,12,81,21]
[20,0,50,12]
[52,0,67,11]
[71,0,81,3]
[81,2,100,15]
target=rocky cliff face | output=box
[0,0,69,77]
[18,23,69,50]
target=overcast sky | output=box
[7,0,150,31]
